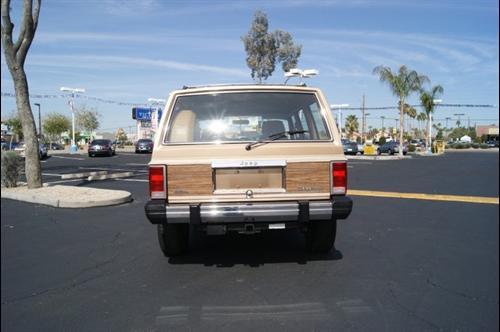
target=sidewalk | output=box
[1,184,132,208]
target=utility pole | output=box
[381,116,385,131]
[361,95,365,144]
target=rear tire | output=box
[387,149,393,155]
[157,223,189,257]
[306,219,337,253]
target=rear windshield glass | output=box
[91,140,110,145]
[164,92,331,144]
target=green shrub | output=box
[408,144,416,152]
[1,151,23,187]
[480,144,489,149]
[471,143,479,149]
[454,143,464,149]
[378,136,387,145]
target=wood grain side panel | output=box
[168,165,213,196]
[286,162,330,193]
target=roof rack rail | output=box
[181,83,307,89]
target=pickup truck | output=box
[145,84,353,256]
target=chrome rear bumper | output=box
[145,198,352,225]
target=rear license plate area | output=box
[214,167,284,191]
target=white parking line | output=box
[42,173,62,177]
[44,178,84,185]
[79,167,147,172]
[118,179,148,182]
[50,155,85,161]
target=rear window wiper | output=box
[245,130,308,151]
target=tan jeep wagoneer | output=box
[145,84,352,256]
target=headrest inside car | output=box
[169,110,196,142]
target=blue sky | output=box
[1,0,499,133]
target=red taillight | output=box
[149,165,166,199]
[332,162,347,195]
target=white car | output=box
[14,142,48,159]
[357,144,364,155]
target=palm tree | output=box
[416,112,427,138]
[344,115,359,140]
[373,65,429,157]
[400,102,417,132]
[420,85,444,150]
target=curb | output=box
[88,172,134,181]
[346,155,412,160]
[1,185,132,208]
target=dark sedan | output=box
[135,139,154,153]
[377,141,408,155]
[88,139,116,157]
[342,139,359,155]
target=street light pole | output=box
[330,104,349,138]
[147,98,166,139]
[361,95,365,144]
[454,113,465,128]
[34,103,41,138]
[60,87,85,153]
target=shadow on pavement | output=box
[168,230,343,267]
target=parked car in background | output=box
[357,143,364,155]
[135,138,154,153]
[14,142,48,159]
[342,139,359,155]
[44,142,64,150]
[485,140,499,148]
[1,139,18,150]
[88,139,116,157]
[377,141,408,155]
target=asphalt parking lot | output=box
[1,150,498,331]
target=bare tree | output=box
[1,0,42,188]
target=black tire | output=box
[88,153,93,157]
[387,149,393,155]
[306,219,337,253]
[157,223,189,257]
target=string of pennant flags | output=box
[1,91,149,107]
[1,91,497,110]
[336,104,498,110]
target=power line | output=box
[1,91,148,107]
[338,104,498,111]
[3,91,497,110]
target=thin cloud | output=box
[27,54,249,78]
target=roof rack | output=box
[181,83,307,89]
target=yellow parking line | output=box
[349,190,499,205]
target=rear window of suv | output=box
[164,92,331,144]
